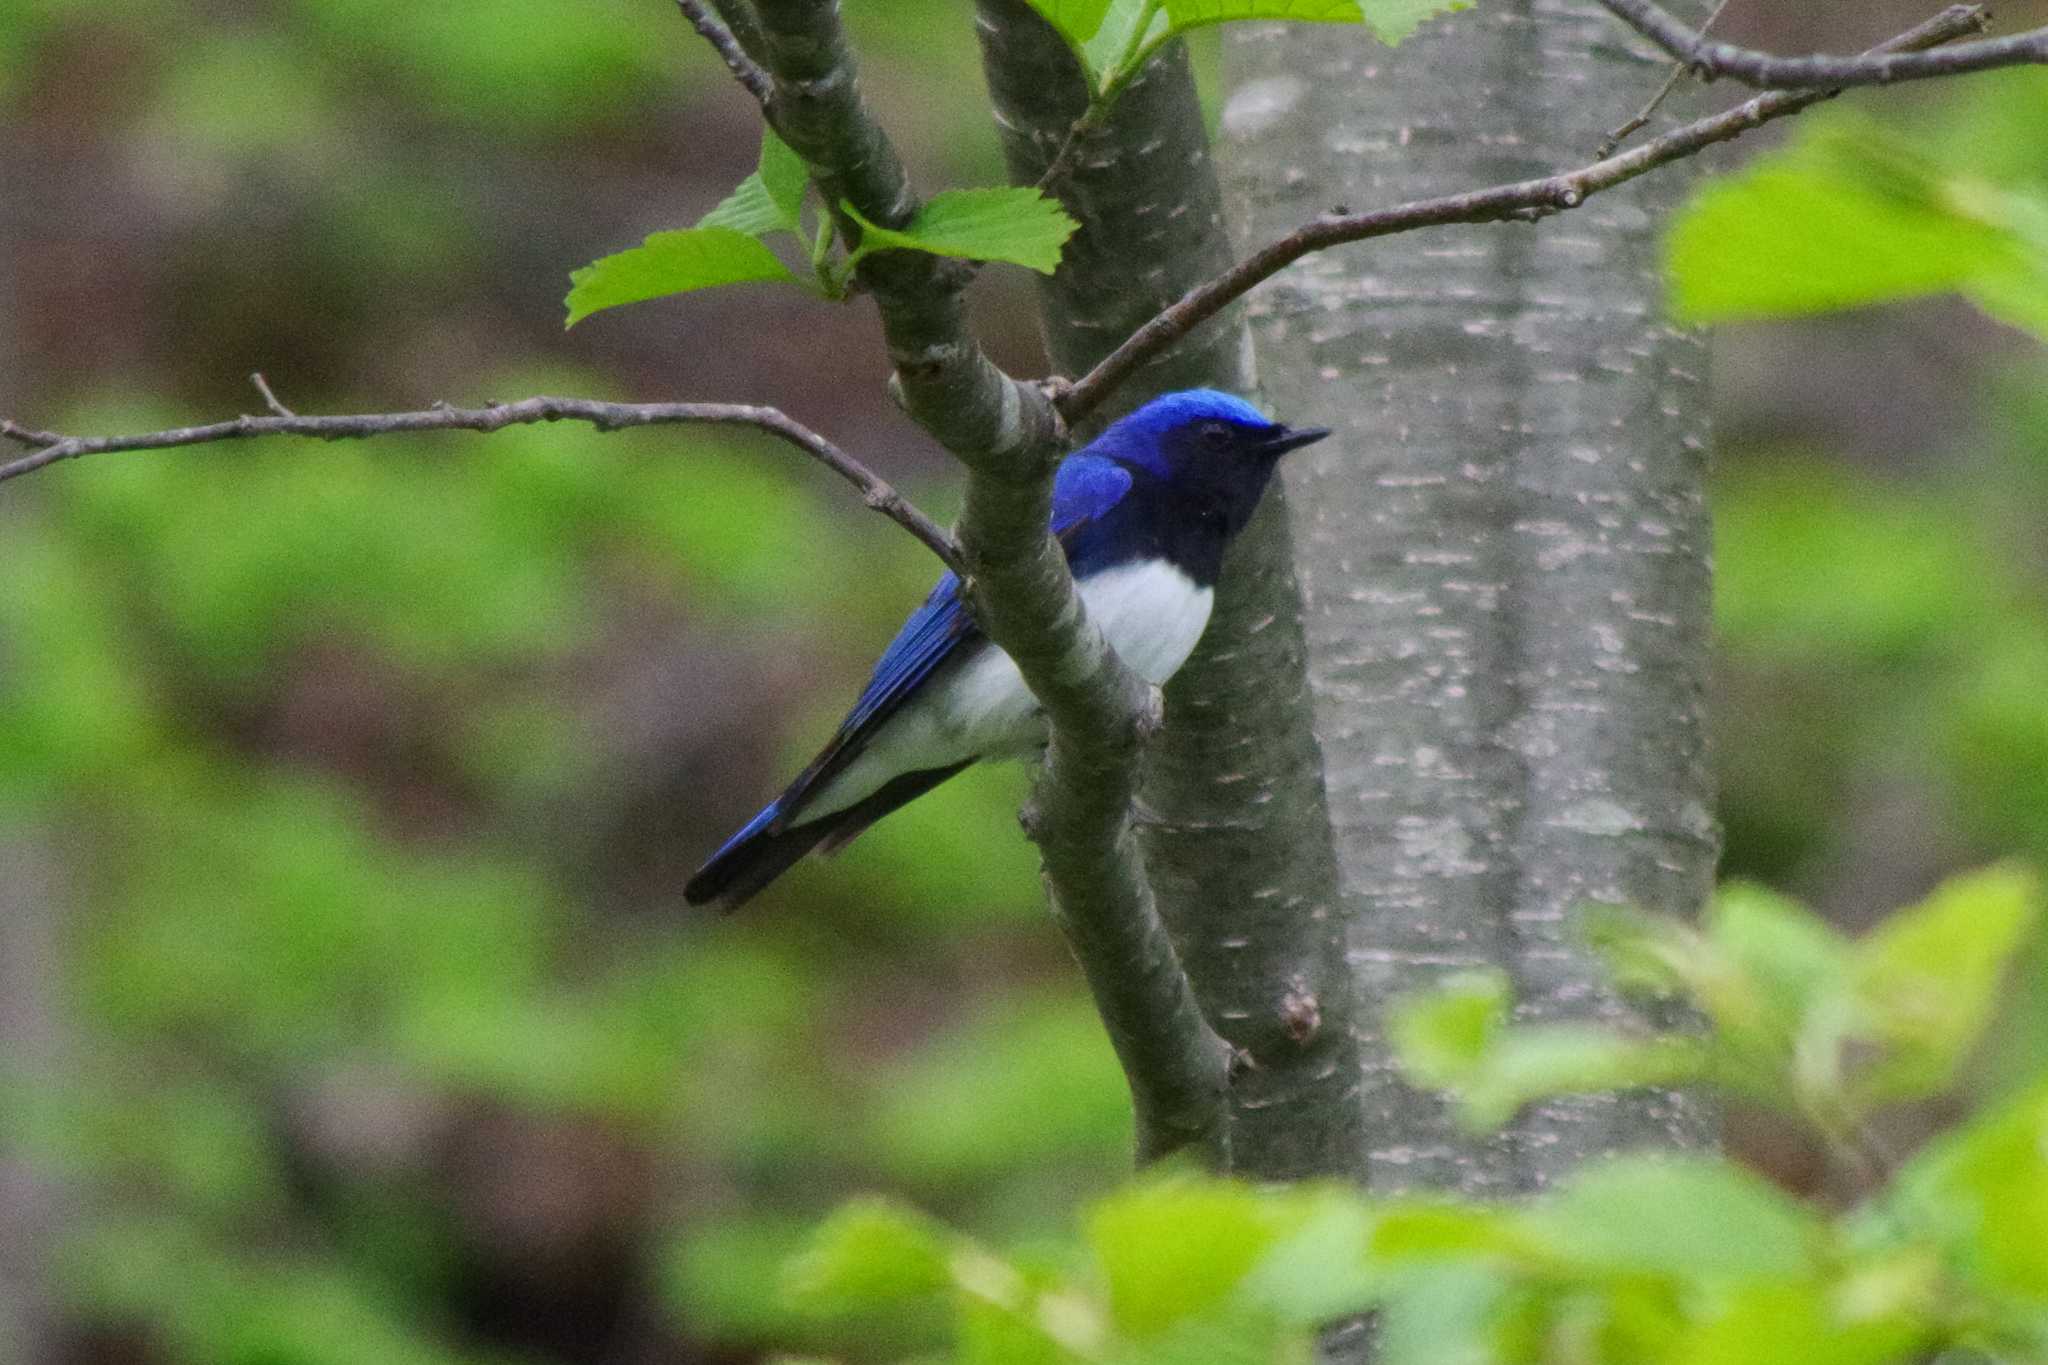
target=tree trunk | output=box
[977,1,1363,1178]
[1222,0,1720,1195]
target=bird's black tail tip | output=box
[685,761,977,912]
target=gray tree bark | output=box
[978,0,1363,1178]
[1222,0,1720,1195]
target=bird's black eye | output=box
[1198,421,1233,450]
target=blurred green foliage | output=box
[1667,71,2048,341]
[792,869,2048,1365]
[0,379,1112,1360]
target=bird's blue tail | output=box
[684,760,974,911]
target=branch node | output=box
[1017,795,1047,843]
[1280,983,1322,1045]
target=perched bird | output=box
[684,389,1329,909]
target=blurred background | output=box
[1,0,2045,1361]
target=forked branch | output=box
[1055,3,1994,423]
[1595,0,2037,88]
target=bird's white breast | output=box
[804,560,1214,819]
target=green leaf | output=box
[1886,1078,2048,1301]
[844,189,1079,274]
[783,1198,954,1313]
[1849,864,2039,1104]
[1082,0,1168,81]
[697,173,787,237]
[759,128,810,228]
[1158,0,1364,35]
[1521,1155,1819,1282]
[1666,120,2048,343]
[563,226,801,326]
[1451,1027,1709,1131]
[1668,1281,1925,1365]
[1358,0,1471,42]
[697,132,810,239]
[1579,903,1697,999]
[1704,883,1851,1064]
[1387,969,1511,1091]
[1087,1177,1285,1337]
[956,1291,1070,1365]
[1236,1186,1378,1324]
[1020,0,1117,73]
[1376,1265,1518,1365]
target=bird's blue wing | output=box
[1050,454,1133,540]
[765,570,974,829]
[765,455,1133,830]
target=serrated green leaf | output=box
[1358,0,1471,42]
[1522,1155,1819,1281]
[698,131,810,239]
[1850,864,2040,1105]
[1387,970,1511,1091]
[1159,0,1364,34]
[845,189,1079,275]
[782,1197,953,1313]
[698,173,786,237]
[564,226,801,326]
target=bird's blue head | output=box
[1087,389,1330,539]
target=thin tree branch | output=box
[706,0,774,69]
[1596,0,2034,88]
[249,371,296,418]
[714,0,1233,1156]
[1058,4,1990,424]
[1596,0,1731,158]
[0,396,964,574]
[675,0,774,105]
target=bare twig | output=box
[1596,0,2030,88]
[1059,4,1990,423]
[676,0,774,105]
[1031,111,1097,195]
[0,397,963,573]
[1597,0,1731,157]
[249,372,295,418]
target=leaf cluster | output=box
[562,0,1472,328]
[785,866,2048,1364]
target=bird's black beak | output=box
[1256,424,1331,457]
